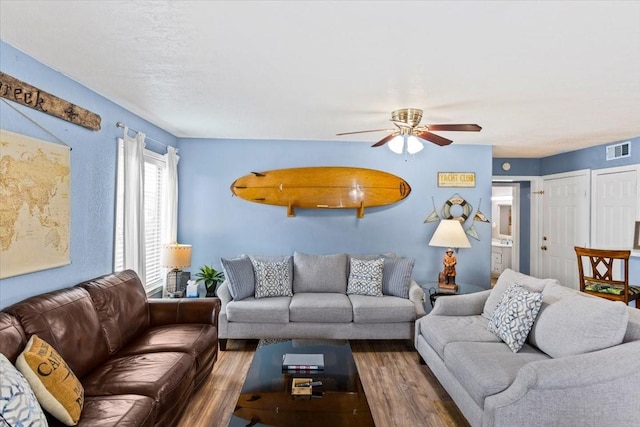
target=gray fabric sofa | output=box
[217,252,426,350]
[415,268,640,427]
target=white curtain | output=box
[162,145,179,296]
[162,146,179,245]
[123,126,146,283]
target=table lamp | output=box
[161,243,192,297]
[429,219,471,291]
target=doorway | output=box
[491,184,519,276]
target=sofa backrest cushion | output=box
[482,269,557,320]
[624,307,640,343]
[0,312,27,363]
[5,287,110,378]
[293,252,348,293]
[78,270,150,354]
[528,294,629,358]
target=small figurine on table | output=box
[442,248,457,285]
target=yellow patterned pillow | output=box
[16,334,84,426]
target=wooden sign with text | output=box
[0,72,101,131]
[437,172,476,188]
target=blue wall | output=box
[541,137,640,176]
[517,181,531,274]
[493,137,640,284]
[0,40,177,309]
[176,138,493,288]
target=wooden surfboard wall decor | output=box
[230,166,411,218]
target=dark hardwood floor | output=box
[176,339,469,427]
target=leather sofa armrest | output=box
[148,298,221,328]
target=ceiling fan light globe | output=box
[388,135,405,154]
[406,135,424,154]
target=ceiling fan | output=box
[337,108,481,153]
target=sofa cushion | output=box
[251,257,293,298]
[347,258,384,297]
[0,353,48,426]
[482,269,557,320]
[118,324,218,375]
[417,314,501,359]
[488,284,543,352]
[227,296,291,323]
[16,334,84,426]
[528,294,629,358]
[6,287,110,378]
[79,270,150,354]
[82,352,194,419]
[221,256,255,300]
[444,341,550,407]
[349,295,416,323]
[71,395,156,427]
[382,257,415,298]
[290,293,353,323]
[293,252,348,293]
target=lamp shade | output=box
[161,243,192,269]
[429,220,471,249]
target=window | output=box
[114,139,167,294]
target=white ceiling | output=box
[1,1,639,158]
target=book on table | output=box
[282,353,324,371]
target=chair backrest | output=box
[574,246,630,298]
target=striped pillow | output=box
[382,257,415,298]
[221,256,255,300]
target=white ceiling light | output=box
[406,135,424,154]
[387,135,424,155]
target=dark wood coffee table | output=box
[229,339,374,426]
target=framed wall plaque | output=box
[437,172,476,188]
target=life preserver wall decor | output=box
[442,193,472,221]
[425,193,489,242]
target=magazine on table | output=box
[282,353,324,371]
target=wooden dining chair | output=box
[574,246,640,308]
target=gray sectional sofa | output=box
[217,252,426,349]
[415,268,640,427]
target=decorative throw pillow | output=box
[16,335,84,426]
[488,284,543,353]
[347,258,384,297]
[221,256,255,300]
[251,257,294,298]
[0,353,48,426]
[382,257,415,298]
[482,269,556,320]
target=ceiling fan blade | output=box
[415,130,453,146]
[427,124,482,132]
[371,132,398,147]
[336,128,393,136]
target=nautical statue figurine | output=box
[442,248,457,286]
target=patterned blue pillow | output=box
[347,258,384,297]
[0,353,48,426]
[382,257,415,298]
[221,256,255,300]
[488,283,544,352]
[251,257,294,298]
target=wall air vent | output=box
[606,141,630,161]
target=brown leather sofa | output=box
[0,270,220,427]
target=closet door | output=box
[591,165,639,249]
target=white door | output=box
[592,165,640,249]
[542,171,590,289]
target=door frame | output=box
[492,175,544,277]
